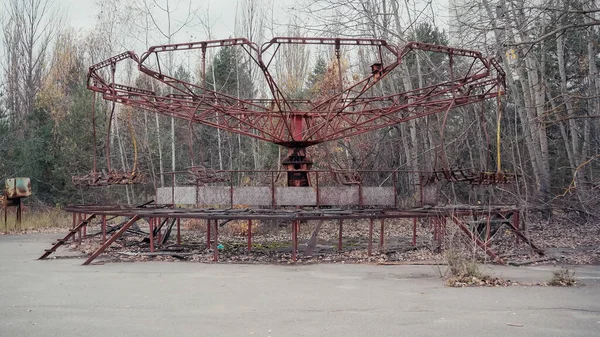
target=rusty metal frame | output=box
[82,215,141,265]
[81,36,506,187]
[87,38,504,146]
[53,203,539,265]
[57,37,524,264]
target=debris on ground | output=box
[44,213,600,266]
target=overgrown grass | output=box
[548,268,577,286]
[1,207,71,232]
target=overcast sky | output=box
[58,0,451,41]
[0,0,452,72]
[59,0,289,43]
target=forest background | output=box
[1,0,599,218]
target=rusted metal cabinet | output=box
[5,177,32,199]
[2,177,31,230]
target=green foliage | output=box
[410,22,449,45]
[307,56,327,92]
[206,47,254,98]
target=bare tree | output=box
[140,0,201,179]
[456,0,600,213]
[1,0,58,129]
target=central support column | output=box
[282,113,313,187]
[282,147,313,187]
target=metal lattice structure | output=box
[44,38,539,266]
[82,37,506,187]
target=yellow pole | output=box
[496,87,502,173]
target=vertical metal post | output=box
[247,219,252,250]
[156,217,163,244]
[359,184,364,207]
[77,213,82,244]
[392,171,398,208]
[292,220,298,262]
[441,216,447,249]
[230,172,234,208]
[338,219,343,252]
[102,215,107,244]
[379,219,385,251]
[206,218,211,250]
[514,211,520,245]
[271,171,276,208]
[368,218,373,256]
[435,217,443,252]
[412,218,417,246]
[295,221,299,259]
[315,172,320,207]
[419,175,424,207]
[213,219,219,262]
[16,198,22,229]
[82,213,87,237]
[176,218,181,245]
[149,218,155,253]
[171,172,175,205]
[72,212,77,242]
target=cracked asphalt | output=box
[1,233,599,336]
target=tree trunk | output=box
[114,109,131,204]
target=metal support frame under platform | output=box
[39,204,543,266]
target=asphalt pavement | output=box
[1,233,599,337]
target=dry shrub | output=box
[445,249,486,278]
[221,220,251,236]
[443,249,494,287]
[2,207,71,232]
[548,268,576,286]
[182,219,206,231]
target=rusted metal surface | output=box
[424,169,517,185]
[57,36,520,263]
[451,214,506,265]
[38,202,540,265]
[62,203,517,223]
[5,178,31,199]
[82,215,141,265]
[38,213,96,260]
[187,167,229,184]
[72,171,145,187]
[84,37,508,187]
[2,178,31,229]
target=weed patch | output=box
[548,268,577,286]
